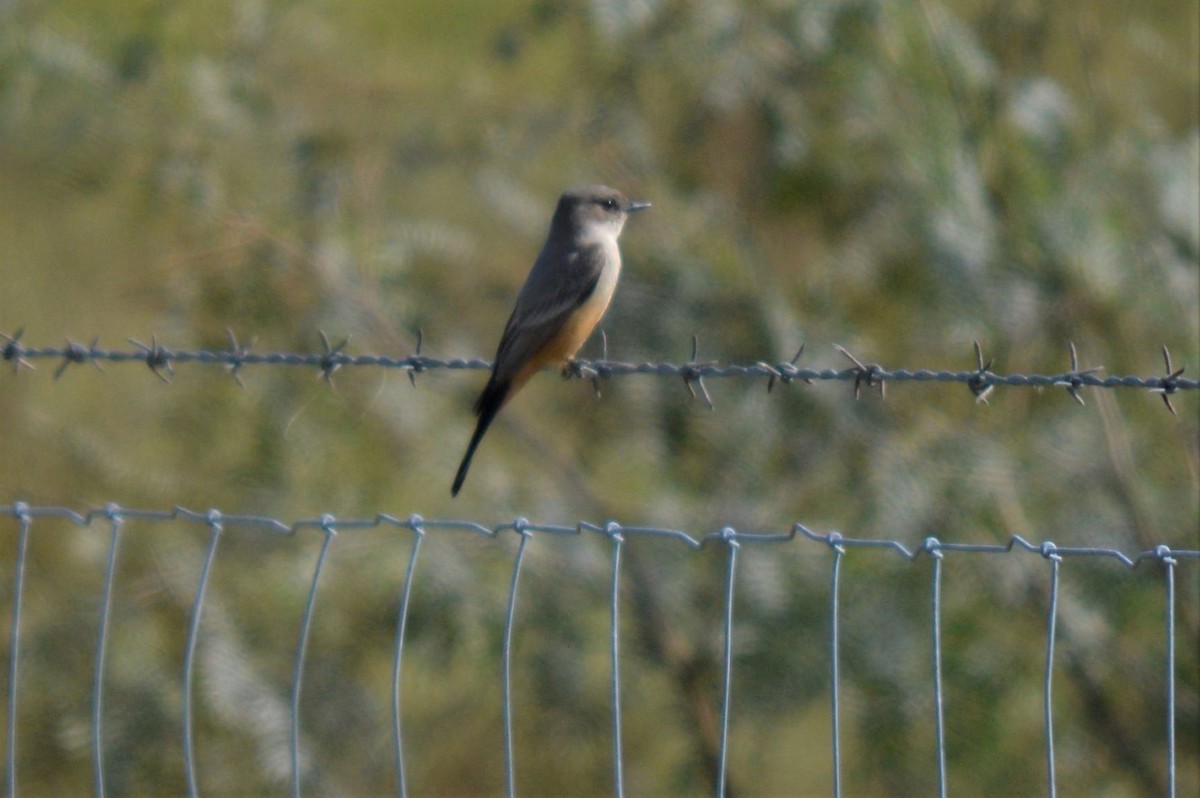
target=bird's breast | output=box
[551,243,622,362]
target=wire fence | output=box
[0,503,1196,798]
[2,331,1197,794]
[2,331,1196,412]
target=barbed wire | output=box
[1,502,1195,797]
[2,330,1196,413]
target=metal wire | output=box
[183,515,223,798]
[291,522,337,798]
[391,525,424,798]
[928,541,947,798]
[4,506,29,798]
[1043,548,1062,798]
[2,333,1196,408]
[828,539,845,798]
[1,503,1197,797]
[92,510,122,798]
[1163,549,1178,798]
[502,527,530,798]
[716,529,738,798]
[607,527,625,798]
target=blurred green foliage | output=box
[0,0,1197,795]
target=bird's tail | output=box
[451,377,508,497]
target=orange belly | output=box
[545,294,611,363]
[507,291,614,400]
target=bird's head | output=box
[553,185,650,241]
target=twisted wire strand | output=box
[3,335,1196,397]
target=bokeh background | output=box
[1,1,1197,795]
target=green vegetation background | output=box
[1,1,1197,795]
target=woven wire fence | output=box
[0,504,1196,798]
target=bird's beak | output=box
[626,200,651,213]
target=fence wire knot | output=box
[1039,542,1062,562]
[602,521,625,543]
[823,530,846,555]
[1153,544,1177,567]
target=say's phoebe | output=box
[451,185,650,496]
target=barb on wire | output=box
[834,344,886,400]
[563,329,608,399]
[55,336,105,380]
[317,330,351,387]
[1,328,34,374]
[2,332,1196,405]
[1053,342,1103,407]
[967,340,994,404]
[128,335,175,384]
[682,334,716,409]
[1151,344,1185,416]
[406,329,425,388]
[224,328,254,387]
[766,342,811,392]
[592,330,609,397]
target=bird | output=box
[451,185,650,496]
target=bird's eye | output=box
[601,198,617,211]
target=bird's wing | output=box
[491,243,606,384]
